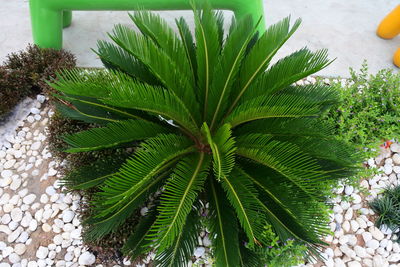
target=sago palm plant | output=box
[51,5,360,266]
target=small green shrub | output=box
[370,185,400,237]
[0,44,76,116]
[323,63,400,153]
[255,225,308,267]
[51,6,360,266]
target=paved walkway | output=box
[1,0,399,77]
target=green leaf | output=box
[155,209,201,267]
[236,134,328,199]
[122,206,158,260]
[202,123,236,180]
[225,93,323,128]
[55,103,110,125]
[100,71,199,136]
[63,119,172,153]
[50,69,113,98]
[220,167,265,247]
[85,134,194,240]
[238,236,264,267]
[193,4,223,119]
[61,155,128,190]
[129,11,191,83]
[237,165,327,244]
[228,17,302,112]
[208,178,240,267]
[149,153,210,251]
[109,24,200,119]
[95,40,160,85]
[207,15,256,128]
[176,17,197,82]
[56,93,152,123]
[242,48,331,101]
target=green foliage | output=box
[370,185,400,238]
[52,5,360,266]
[323,62,400,154]
[255,225,308,267]
[0,44,76,116]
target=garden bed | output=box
[0,87,399,266]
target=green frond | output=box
[55,103,110,125]
[242,48,331,101]
[56,92,158,125]
[220,167,266,247]
[236,118,361,177]
[208,178,240,267]
[63,119,172,153]
[225,93,323,128]
[277,83,339,107]
[176,17,197,81]
[84,134,194,240]
[51,68,113,98]
[61,154,128,190]
[194,4,223,118]
[235,117,335,139]
[207,15,256,129]
[95,40,160,85]
[95,70,199,136]
[149,153,210,251]
[155,209,201,267]
[236,134,328,199]
[122,206,158,260]
[108,24,200,119]
[237,165,327,244]
[228,17,301,112]
[238,235,264,267]
[202,123,236,180]
[129,11,193,85]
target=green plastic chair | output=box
[29,0,265,50]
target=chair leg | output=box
[30,1,63,49]
[233,0,266,33]
[63,11,73,28]
[377,5,400,39]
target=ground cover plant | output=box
[370,185,400,240]
[0,44,75,116]
[50,5,361,266]
[323,63,400,154]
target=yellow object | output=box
[394,48,400,67]
[377,5,400,67]
[377,5,400,39]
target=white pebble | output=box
[36,95,46,103]
[36,246,49,259]
[14,244,26,255]
[30,108,40,115]
[23,194,36,205]
[390,143,400,153]
[366,239,380,250]
[78,252,96,265]
[1,170,13,179]
[8,253,20,264]
[45,186,56,196]
[345,185,354,195]
[11,208,23,222]
[29,219,38,231]
[370,226,385,241]
[194,247,205,258]
[62,210,75,223]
